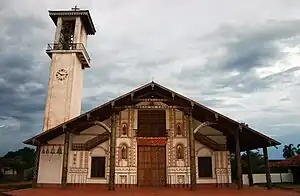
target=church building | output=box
[24,8,280,190]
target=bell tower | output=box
[43,7,96,131]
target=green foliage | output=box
[283,144,300,159]
[0,147,36,181]
[24,167,34,181]
[241,150,265,173]
[231,150,265,180]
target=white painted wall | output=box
[38,150,63,184]
[86,141,109,184]
[242,173,294,185]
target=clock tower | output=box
[43,7,96,131]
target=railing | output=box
[46,43,90,62]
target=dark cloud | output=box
[213,20,300,71]
[174,20,300,94]
[0,6,49,154]
[1,1,300,159]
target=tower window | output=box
[91,157,106,178]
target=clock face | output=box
[55,69,68,81]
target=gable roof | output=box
[24,81,280,152]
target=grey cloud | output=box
[0,6,49,155]
[1,1,300,159]
[174,20,300,94]
[212,20,300,72]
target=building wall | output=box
[37,135,64,184]
[43,53,83,131]
[38,102,231,185]
[242,173,293,184]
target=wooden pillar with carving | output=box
[246,150,254,186]
[109,112,117,191]
[263,147,272,189]
[32,145,41,188]
[61,131,70,188]
[235,128,242,189]
[188,109,196,191]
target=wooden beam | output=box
[235,130,242,189]
[263,147,272,189]
[189,111,196,191]
[108,112,116,191]
[246,150,254,186]
[61,132,70,188]
[32,145,41,188]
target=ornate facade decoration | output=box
[122,123,128,136]
[121,145,128,159]
[37,103,231,187]
[41,144,63,155]
[176,144,184,159]
[176,123,182,136]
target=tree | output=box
[241,150,264,173]
[4,147,35,170]
[295,144,300,155]
[231,149,265,180]
[283,144,297,159]
[1,147,36,180]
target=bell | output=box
[57,146,62,154]
[51,146,55,154]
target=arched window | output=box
[121,145,127,159]
[122,123,127,136]
[176,144,184,159]
[176,123,182,136]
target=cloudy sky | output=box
[0,0,300,159]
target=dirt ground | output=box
[5,186,300,196]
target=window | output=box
[198,157,212,178]
[91,157,106,178]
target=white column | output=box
[74,17,82,44]
[54,17,63,43]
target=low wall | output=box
[242,173,293,185]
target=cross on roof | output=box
[71,5,80,11]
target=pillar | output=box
[263,147,272,189]
[235,130,242,189]
[246,150,254,186]
[54,17,63,43]
[61,132,70,188]
[32,145,41,188]
[109,112,116,191]
[189,110,196,191]
[74,17,82,44]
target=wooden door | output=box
[137,146,166,186]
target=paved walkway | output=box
[5,186,300,196]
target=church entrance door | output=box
[137,145,166,187]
